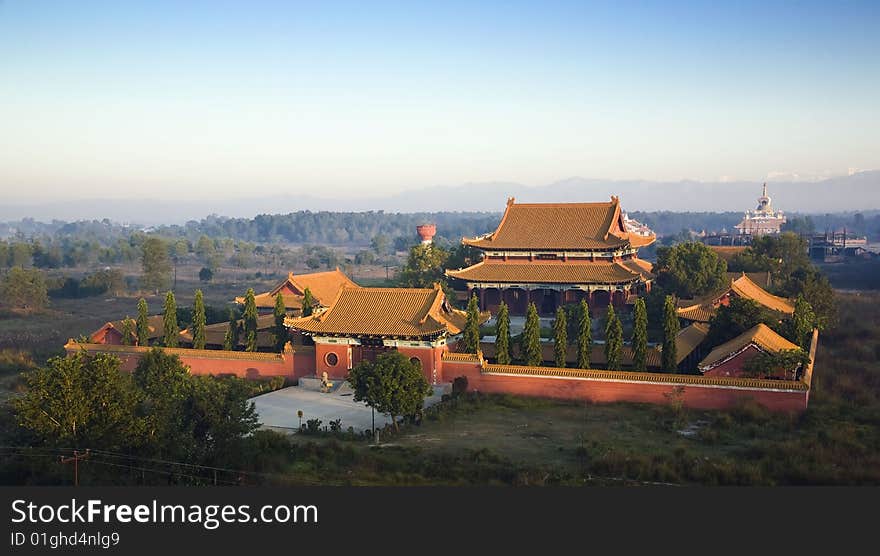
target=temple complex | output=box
[734,183,786,236]
[286,284,485,384]
[234,268,359,315]
[676,272,795,323]
[446,197,656,316]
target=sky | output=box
[1,0,878,203]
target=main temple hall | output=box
[446,196,655,316]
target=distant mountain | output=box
[2,171,878,225]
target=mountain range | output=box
[3,171,878,226]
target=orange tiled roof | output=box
[462,197,655,250]
[676,272,794,322]
[91,315,165,343]
[674,322,710,364]
[287,285,478,339]
[446,259,653,285]
[235,268,359,309]
[699,323,800,370]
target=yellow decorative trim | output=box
[478,363,810,391]
[64,341,289,362]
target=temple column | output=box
[479,287,486,311]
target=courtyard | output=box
[250,382,449,433]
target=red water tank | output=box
[416,224,436,244]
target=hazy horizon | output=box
[2,1,879,205]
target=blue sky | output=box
[1,0,878,201]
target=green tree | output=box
[141,237,171,293]
[136,298,150,346]
[790,295,816,349]
[576,299,592,369]
[461,294,481,353]
[782,267,837,331]
[198,267,213,283]
[191,289,207,350]
[132,348,193,457]
[604,304,623,371]
[347,351,432,432]
[655,241,727,298]
[705,297,775,349]
[0,266,48,311]
[301,287,315,317]
[661,295,680,372]
[120,316,135,346]
[15,353,142,449]
[632,298,648,372]
[243,288,258,352]
[495,301,511,365]
[522,302,542,366]
[273,292,288,352]
[399,243,449,288]
[553,306,567,368]
[162,291,178,347]
[223,309,240,351]
[742,349,811,380]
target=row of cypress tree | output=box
[462,294,681,372]
[119,286,316,353]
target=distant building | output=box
[734,183,786,236]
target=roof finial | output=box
[506,196,515,206]
[762,182,767,197]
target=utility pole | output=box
[60,449,90,487]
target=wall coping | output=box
[478,363,809,392]
[64,341,290,363]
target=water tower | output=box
[416,224,436,245]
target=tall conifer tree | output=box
[120,316,134,346]
[162,291,178,347]
[632,298,648,372]
[495,301,511,365]
[243,288,258,352]
[273,292,288,352]
[461,294,481,353]
[553,306,567,368]
[223,309,240,351]
[301,287,315,317]
[136,298,149,346]
[576,299,592,369]
[522,302,542,366]
[604,303,622,371]
[191,289,206,350]
[661,295,680,372]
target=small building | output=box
[89,315,166,346]
[734,183,786,236]
[676,272,793,324]
[234,268,359,315]
[286,284,486,384]
[698,323,802,379]
[446,196,656,317]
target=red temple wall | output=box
[65,343,310,382]
[439,359,808,413]
[703,345,761,378]
[314,342,351,380]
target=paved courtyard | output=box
[250,383,448,433]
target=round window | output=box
[325,352,339,367]
[409,357,421,366]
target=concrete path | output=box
[250,384,448,433]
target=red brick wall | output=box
[315,342,351,380]
[440,359,808,413]
[65,343,313,382]
[395,345,448,385]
